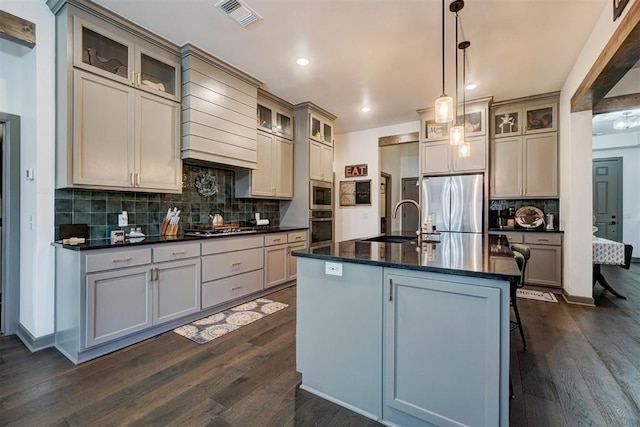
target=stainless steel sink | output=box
[360,235,417,243]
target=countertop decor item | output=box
[515,206,544,229]
[194,173,218,197]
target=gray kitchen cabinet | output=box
[181,44,261,169]
[309,140,333,183]
[235,131,293,199]
[264,232,307,288]
[256,89,294,140]
[490,133,558,198]
[72,70,181,192]
[309,113,334,146]
[51,2,182,193]
[287,230,307,280]
[421,136,486,175]
[86,265,152,348]
[383,269,503,426]
[490,94,559,198]
[153,257,201,324]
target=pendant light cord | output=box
[454,9,459,124]
[462,42,466,120]
[441,0,445,96]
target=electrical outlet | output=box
[325,262,343,276]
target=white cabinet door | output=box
[309,140,323,181]
[287,242,306,280]
[523,133,558,197]
[526,244,562,287]
[320,144,333,182]
[86,265,151,348]
[453,137,486,172]
[422,142,451,174]
[153,258,201,325]
[265,244,288,288]
[73,70,135,188]
[384,272,501,426]
[136,91,181,192]
[251,131,275,197]
[275,137,293,198]
[490,136,522,197]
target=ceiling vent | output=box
[214,0,262,27]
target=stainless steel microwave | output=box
[310,180,333,210]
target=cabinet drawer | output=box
[201,235,263,255]
[490,232,523,244]
[201,247,264,282]
[265,233,288,246]
[201,269,264,309]
[524,233,562,246]
[85,248,152,273]
[287,231,307,243]
[153,242,200,263]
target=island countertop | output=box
[293,232,519,282]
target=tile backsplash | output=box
[54,164,281,240]
[488,199,560,230]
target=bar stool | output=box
[509,244,530,400]
[510,244,530,350]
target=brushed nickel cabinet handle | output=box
[388,278,393,302]
[113,257,132,263]
[135,173,140,186]
[232,285,243,291]
[155,268,159,281]
[130,173,135,186]
[136,72,141,87]
[130,71,135,85]
[172,250,187,255]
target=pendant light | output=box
[449,0,464,146]
[613,112,639,129]
[435,0,453,123]
[458,40,471,157]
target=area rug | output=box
[174,298,288,344]
[516,289,558,303]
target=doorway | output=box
[401,177,419,232]
[380,173,391,233]
[592,157,623,242]
[0,112,21,335]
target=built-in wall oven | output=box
[309,210,333,246]
[310,180,333,210]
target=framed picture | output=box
[424,120,450,141]
[339,181,356,206]
[614,0,630,21]
[355,180,371,205]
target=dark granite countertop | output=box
[52,226,308,251]
[294,232,520,282]
[487,227,564,233]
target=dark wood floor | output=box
[1,265,639,426]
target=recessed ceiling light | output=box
[465,83,477,90]
[361,106,371,112]
[296,58,309,66]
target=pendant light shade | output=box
[449,0,464,145]
[435,0,453,123]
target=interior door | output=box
[592,158,622,242]
[401,178,419,232]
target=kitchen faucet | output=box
[392,199,423,246]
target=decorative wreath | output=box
[194,173,218,197]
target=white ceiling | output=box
[93,0,607,134]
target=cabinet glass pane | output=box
[323,123,333,144]
[82,27,129,79]
[525,106,553,132]
[257,104,273,129]
[311,116,321,139]
[140,54,176,95]
[494,111,519,136]
[276,112,291,136]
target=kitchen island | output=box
[293,232,518,427]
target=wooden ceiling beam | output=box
[378,132,419,147]
[593,92,640,114]
[571,1,640,112]
[0,10,36,49]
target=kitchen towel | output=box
[173,298,288,344]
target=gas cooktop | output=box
[183,228,259,237]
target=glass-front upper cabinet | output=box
[275,111,292,139]
[73,17,180,102]
[323,122,333,146]
[257,99,294,140]
[257,103,274,132]
[309,113,333,146]
[492,102,557,137]
[74,18,134,87]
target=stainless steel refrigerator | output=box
[421,174,483,233]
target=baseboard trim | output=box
[562,290,595,306]
[16,322,55,352]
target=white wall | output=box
[559,0,636,302]
[380,142,419,232]
[593,132,640,251]
[334,121,419,241]
[0,0,56,337]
